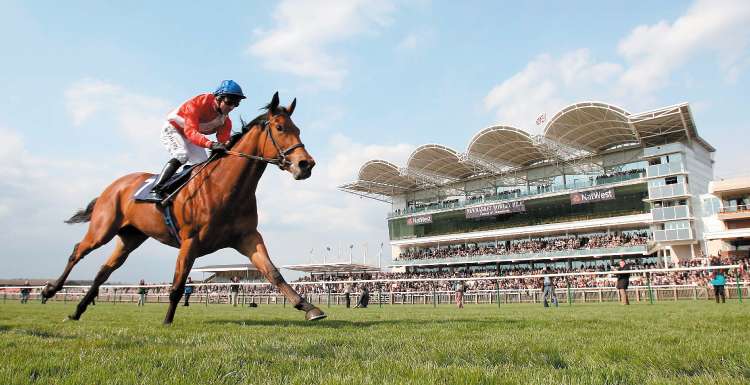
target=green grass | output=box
[0,300,748,385]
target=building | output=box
[191,264,265,282]
[340,102,715,273]
[702,176,750,260]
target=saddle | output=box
[133,163,200,203]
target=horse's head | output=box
[242,92,316,180]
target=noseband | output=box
[226,120,305,169]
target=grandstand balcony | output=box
[652,227,693,242]
[646,182,690,200]
[717,205,750,221]
[391,245,649,267]
[391,213,652,247]
[651,204,691,222]
[387,171,644,219]
[642,142,685,159]
[645,161,686,179]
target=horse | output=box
[41,92,326,324]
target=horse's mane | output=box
[228,105,290,150]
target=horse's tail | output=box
[64,198,98,224]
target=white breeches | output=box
[160,122,208,164]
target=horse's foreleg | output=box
[236,232,326,321]
[163,238,198,325]
[68,229,147,321]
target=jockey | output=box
[147,80,246,201]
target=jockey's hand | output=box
[210,142,227,153]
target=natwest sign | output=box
[406,214,433,226]
[465,201,526,219]
[570,188,616,205]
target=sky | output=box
[1,0,749,283]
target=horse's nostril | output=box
[298,160,311,171]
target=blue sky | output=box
[1,0,749,283]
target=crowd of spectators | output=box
[397,232,649,261]
[289,256,748,294]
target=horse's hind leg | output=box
[68,227,147,320]
[43,205,121,299]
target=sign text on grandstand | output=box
[465,201,526,218]
[406,214,433,225]
[570,188,616,205]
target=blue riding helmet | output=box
[213,80,246,99]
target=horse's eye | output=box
[276,124,284,131]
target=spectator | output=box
[230,276,240,307]
[137,279,147,306]
[184,277,194,306]
[344,281,352,308]
[615,260,631,305]
[354,286,370,308]
[710,270,726,304]
[453,280,466,309]
[542,269,558,308]
[20,280,31,304]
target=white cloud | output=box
[484,49,622,132]
[395,28,434,53]
[65,79,170,144]
[248,0,396,88]
[617,0,750,93]
[484,0,750,130]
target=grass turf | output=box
[0,300,747,385]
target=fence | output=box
[2,284,746,306]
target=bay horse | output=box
[41,92,326,324]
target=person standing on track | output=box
[542,268,559,308]
[183,277,194,306]
[615,260,631,305]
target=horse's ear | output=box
[269,92,280,113]
[288,98,296,116]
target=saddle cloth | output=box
[133,164,199,202]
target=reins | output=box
[226,119,304,169]
[160,119,304,206]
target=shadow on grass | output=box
[0,326,77,340]
[205,318,524,329]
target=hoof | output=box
[162,320,173,326]
[305,308,327,321]
[65,315,79,322]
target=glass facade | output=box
[389,184,649,240]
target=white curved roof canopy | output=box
[358,160,417,189]
[406,144,475,180]
[544,102,637,153]
[466,126,547,168]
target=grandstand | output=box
[340,102,719,275]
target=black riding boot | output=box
[146,158,183,201]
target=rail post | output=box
[647,274,655,305]
[736,268,743,304]
[566,280,572,306]
[379,285,382,308]
[495,280,501,309]
[432,286,436,308]
[283,296,286,308]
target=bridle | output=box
[226,119,305,169]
